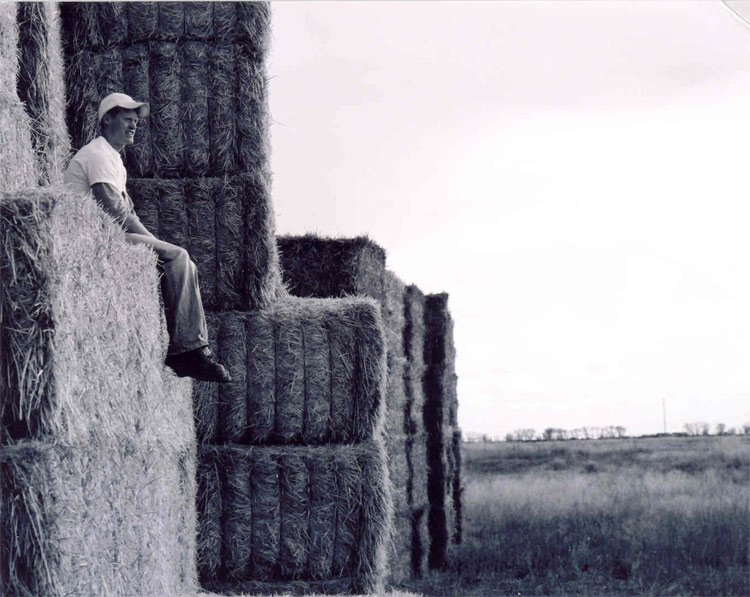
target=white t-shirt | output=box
[63,136,133,211]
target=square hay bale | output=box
[192,296,386,445]
[128,174,282,311]
[403,285,426,438]
[0,2,37,193]
[385,433,411,584]
[277,235,386,306]
[451,428,463,545]
[15,2,71,186]
[384,270,406,343]
[410,502,428,580]
[384,270,408,437]
[60,3,274,178]
[0,188,194,446]
[196,441,391,595]
[0,439,197,596]
[385,331,408,436]
[423,292,460,571]
[407,433,428,514]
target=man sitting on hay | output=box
[64,92,231,383]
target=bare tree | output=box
[615,426,627,438]
[684,421,710,436]
[715,423,726,436]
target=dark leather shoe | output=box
[165,347,232,383]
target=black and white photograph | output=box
[0,1,748,596]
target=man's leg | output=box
[125,233,229,382]
[125,233,208,354]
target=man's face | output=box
[103,109,139,148]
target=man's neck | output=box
[102,134,124,152]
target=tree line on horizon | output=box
[463,422,750,442]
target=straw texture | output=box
[0,188,198,595]
[15,2,71,186]
[197,442,391,594]
[192,297,387,445]
[128,175,282,310]
[278,235,386,306]
[0,440,197,596]
[0,2,37,193]
[0,188,193,446]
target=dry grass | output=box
[404,436,750,596]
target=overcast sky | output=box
[268,1,750,438]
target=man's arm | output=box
[91,183,154,237]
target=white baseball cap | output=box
[98,92,149,123]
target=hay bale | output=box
[385,434,411,584]
[0,2,37,193]
[410,503,428,580]
[407,433,428,516]
[15,2,71,186]
[451,428,463,546]
[197,441,391,594]
[192,297,386,445]
[277,235,386,305]
[423,292,460,570]
[128,174,282,311]
[403,285,426,438]
[1,439,197,596]
[384,271,407,436]
[0,186,197,596]
[0,188,193,446]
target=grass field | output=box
[401,436,749,596]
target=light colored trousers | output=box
[125,233,209,355]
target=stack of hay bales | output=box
[0,188,196,595]
[423,293,462,571]
[278,235,435,581]
[60,1,283,311]
[0,2,37,192]
[15,1,70,186]
[60,3,392,594]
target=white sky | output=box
[268,1,750,438]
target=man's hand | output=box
[91,183,154,237]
